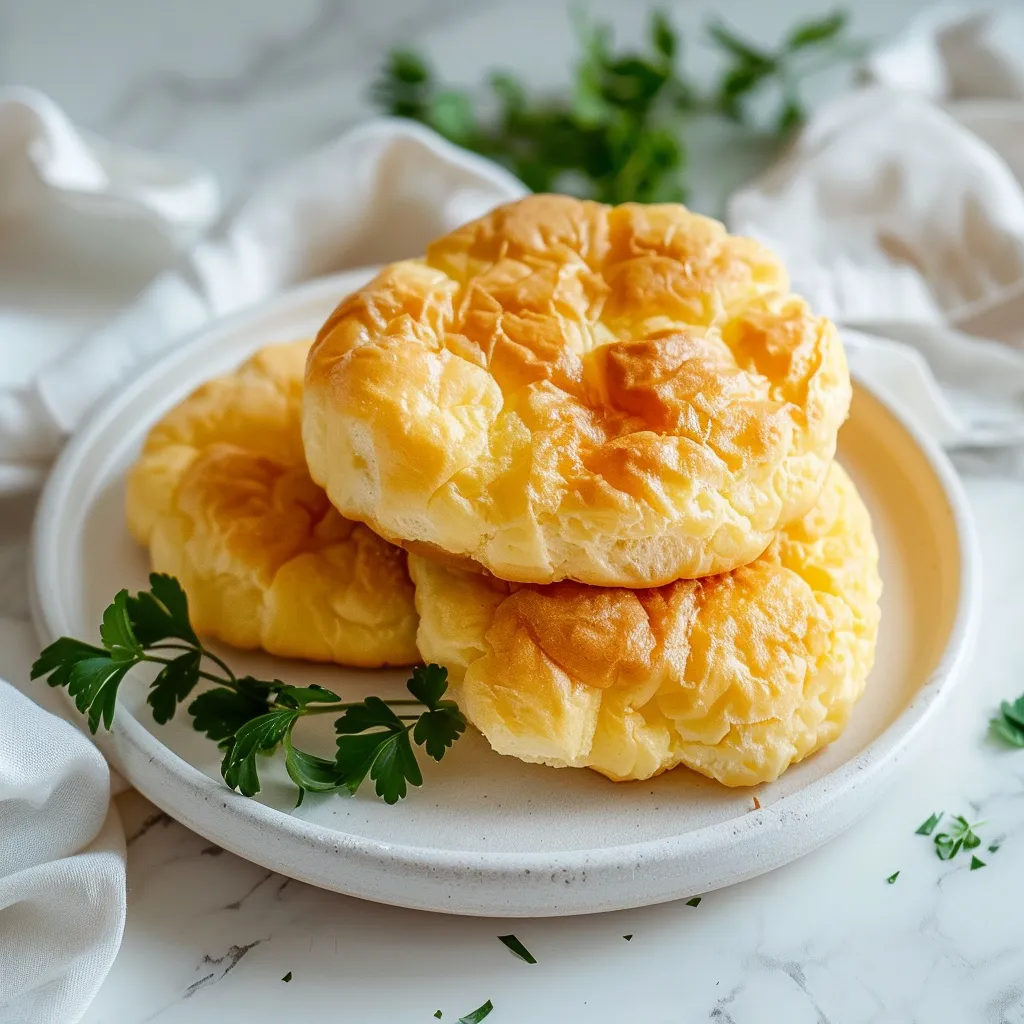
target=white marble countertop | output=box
[5,0,1024,1022]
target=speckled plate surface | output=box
[30,269,979,917]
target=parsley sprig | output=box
[373,9,860,203]
[32,574,466,805]
[915,812,986,863]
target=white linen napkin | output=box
[0,682,125,1024]
[729,4,1024,462]
[0,104,525,496]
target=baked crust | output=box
[125,341,419,667]
[410,463,880,787]
[305,195,851,586]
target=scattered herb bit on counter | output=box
[989,843,1001,854]
[990,693,1024,747]
[970,856,986,871]
[623,934,633,941]
[933,815,984,862]
[31,574,466,806]
[434,1013,443,1020]
[498,934,537,964]
[281,972,292,983]
[886,871,900,884]
[458,1000,494,1024]
[373,9,861,203]
[686,897,702,907]
[915,812,943,836]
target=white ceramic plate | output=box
[31,269,979,917]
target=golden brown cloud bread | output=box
[125,341,419,667]
[410,463,880,787]
[304,194,851,586]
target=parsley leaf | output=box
[99,590,143,660]
[886,871,900,884]
[498,934,537,964]
[686,896,702,907]
[70,657,134,733]
[147,648,202,724]
[281,971,292,983]
[991,694,1024,747]
[458,1001,494,1024]
[623,934,633,941]
[970,855,986,871]
[284,734,346,797]
[407,663,450,709]
[933,815,984,862]
[786,10,847,50]
[222,709,299,797]
[125,573,198,647]
[189,681,271,747]
[916,812,943,836]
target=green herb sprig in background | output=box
[373,8,859,203]
[32,574,466,806]
[990,692,1024,747]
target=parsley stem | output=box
[198,646,237,682]
[298,700,426,717]
[139,654,228,688]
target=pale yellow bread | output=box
[125,341,419,667]
[409,463,880,787]
[304,194,851,587]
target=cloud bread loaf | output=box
[126,341,419,667]
[304,194,851,587]
[409,463,880,787]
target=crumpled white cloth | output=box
[729,3,1024,462]
[0,682,125,1024]
[4,6,1024,1020]
[0,95,525,495]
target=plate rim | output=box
[29,270,982,914]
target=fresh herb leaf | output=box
[786,11,847,50]
[458,1001,494,1024]
[284,737,347,796]
[686,896,702,907]
[933,815,984,862]
[970,855,986,871]
[275,683,342,709]
[70,657,134,733]
[886,871,900,884]
[434,1013,442,1020]
[916,812,943,836]
[706,21,773,65]
[623,934,633,941]
[125,573,198,647]
[281,971,292,983]
[498,934,537,964]
[991,694,1024,747]
[31,636,106,681]
[335,720,423,804]
[221,709,299,797]
[407,663,450,709]
[147,649,202,724]
[99,590,142,660]
[989,843,1001,854]
[189,682,271,747]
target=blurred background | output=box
[1,0,935,210]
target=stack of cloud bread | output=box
[128,194,881,790]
